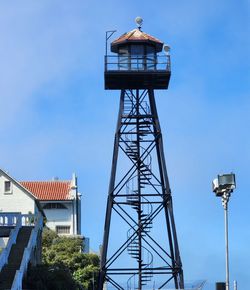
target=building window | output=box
[43,203,67,209]
[4,181,12,194]
[56,226,70,234]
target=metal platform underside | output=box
[105,70,171,90]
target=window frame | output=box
[56,225,70,235]
[4,181,12,194]
[117,44,157,71]
[43,203,67,210]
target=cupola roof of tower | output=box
[111,28,163,53]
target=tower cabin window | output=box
[130,45,144,70]
[118,44,156,71]
[43,203,67,209]
[118,46,129,70]
[146,45,156,70]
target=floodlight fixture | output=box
[164,44,171,54]
[212,173,236,197]
[212,172,236,290]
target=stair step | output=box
[0,226,33,289]
[126,153,138,156]
[127,201,139,205]
[141,176,152,180]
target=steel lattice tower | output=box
[98,20,184,290]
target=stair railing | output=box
[126,245,154,290]
[0,215,22,271]
[11,212,43,290]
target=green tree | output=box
[73,264,99,290]
[24,264,80,290]
[26,228,99,289]
[42,226,58,248]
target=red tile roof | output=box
[20,181,72,200]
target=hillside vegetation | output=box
[24,228,99,290]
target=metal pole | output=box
[105,30,116,56]
[223,191,230,290]
[225,207,229,290]
[136,89,142,290]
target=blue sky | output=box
[0,1,249,289]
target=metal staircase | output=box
[0,213,43,290]
[0,227,33,290]
[125,114,154,289]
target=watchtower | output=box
[99,18,184,290]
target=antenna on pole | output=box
[105,30,116,56]
[135,16,143,30]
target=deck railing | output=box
[11,212,43,290]
[105,54,171,72]
[0,218,21,272]
[0,212,39,227]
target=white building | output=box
[0,169,81,236]
[0,169,43,217]
[0,169,44,248]
[20,174,81,236]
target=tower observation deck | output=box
[105,27,171,90]
[99,19,184,290]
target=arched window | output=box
[43,203,67,209]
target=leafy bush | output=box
[24,264,80,290]
[73,264,99,289]
[42,226,58,248]
[25,228,100,289]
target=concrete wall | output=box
[41,201,76,235]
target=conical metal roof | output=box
[111,28,163,53]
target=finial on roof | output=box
[135,16,143,30]
[71,172,77,189]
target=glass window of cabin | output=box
[130,44,144,70]
[146,45,156,70]
[118,46,129,70]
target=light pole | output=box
[92,271,95,290]
[212,173,236,290]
